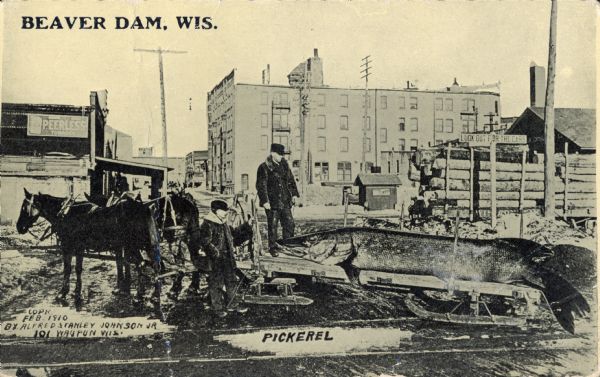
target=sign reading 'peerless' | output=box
[27,114,88,138]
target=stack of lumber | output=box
[428,158,544,210]
[419,151,596,218]
[555,153,596,217]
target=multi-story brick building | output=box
[207,50,501,194]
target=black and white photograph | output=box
[0,1,597,376]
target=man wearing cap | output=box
[198,199,253,318]
[256,143,300,256]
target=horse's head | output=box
[16,189,41,234]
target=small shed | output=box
[353,174,402,211]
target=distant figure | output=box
[114,172,129,195]
[408,195,430,226]
[256,143,299,257]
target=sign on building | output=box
[27,114,88,138]
[460,133,527,146]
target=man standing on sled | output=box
[198,199,253,318]
[256,143,300,257]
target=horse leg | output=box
[123,255,132,296]
[60,252,72,300]
[115,248,124,294]
[74,252,84,307]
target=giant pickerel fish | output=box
[277,227,595,334]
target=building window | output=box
[337,161,352,181]
[410,139,419,151]
[399,139,406,151]
[381,96,387,109]
[261,135,268,150]
[241,174,249,190]
[273,113,289,130]
[317,136,326,151]
[340,137,349,152]
[409,97,418,110]
[340,94,348,108]
[445,98,453,111]
[316,93,326,107]
[273,135,289,152]
[435,118,443,133]
[399,96,406,109]
[340,115,348,130]
[363,116,371,130]
[398,117,406,131]
[364,138,372,152]
[274,92,288,106]
[317,115,326,129]
[362,95,371,108]
[435,98,443,111]
[495,100,499,115]
[379,128,387,143]
[445,119,454,133]
[410,117,418,131]
[462,98,475,112]
[261,92,268,105]
[314,162,329,182]
[461,114,476,133]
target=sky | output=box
[1,0,597,156]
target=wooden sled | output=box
[241,277,313,306]
[404,291,553,329]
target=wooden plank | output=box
[560,166,596,176]
[443,169,544,182]
[434,158,544,172]
[564,174,596,183]
[556,192,596,201]
[426,190,545,201]
[445,143,452,215]
[564,142,569,221]
[555,199,596,209]
[430,178,595,193]
[469,147,474,222]
[359,270,541,298]
[253,256,350,283]
[457,199,537,209]
[490,142,497,228]
[555,153,596,167]
[520,150,526,210]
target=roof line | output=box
[235,83,500,96]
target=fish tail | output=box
[541,272,591,334]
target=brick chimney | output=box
[529,62,546,108]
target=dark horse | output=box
[16,189,162,312]
[85,191,203,299]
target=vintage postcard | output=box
[0,1,597,376]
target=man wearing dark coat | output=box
[198,199,252,317]
[256,143,300,256]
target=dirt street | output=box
[1,191,597,376]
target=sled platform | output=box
[242,277,314,306]
[238,256,350,283]
[404,294,530,327]
[358,270,543,300]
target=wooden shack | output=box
[354,174,401,211]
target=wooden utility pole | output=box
[544,0,557,218]
[298,61,312,201]
[134,47,187,193]
[361,56,372,173]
